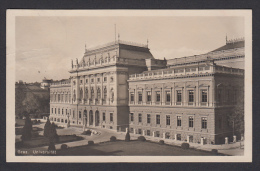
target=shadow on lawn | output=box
[57,145,123,156]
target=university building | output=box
[49,38,244,144]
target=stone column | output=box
[134,129,136,134]
[163,132,166,139]
[162,85,165,105]
[225,137,229,144]
[233,135,237,143]
[201,138,204,145]
[174,134,177,141]
[143,130,145,136]
[153,131,155,137]
[187,135,190,143]
[126,128,128,133]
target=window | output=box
[85,88,88,99]
[110,76,114,82]
[130,92,135,102]
[147,130,150,136]
[80,88,83,100]
[73,110,75,118]
[166,115,170,125]
[80,80,83,84]
[97,78,100,82]
[104,77,107,82]
[91,88,94,100]
[177,116,182,126]
[189,116,194,128]
[79,111,82,119]
[103,112,106,121]
[66,109,67,115]
[110,88,114,102]
[55,108,56,114]
[166,91,171,102]
[138,92,142,102]
[91,78,94,83]
[73,90,76,102]
[156,91,160,102]
[103,87,107,100]
[130,113,134,122]
[58,94,60,101]
[58,108,60,114]
[97,88,101,100]
[138,114,142,122]
[177,90,182,102]
[62,109,63,115]
[110,113,113,122]
[86,79,88,83]
[202,90,207,102]
[147,91,151,102]
[189,90,194,102]
[52,108,53,114]
[202,117,207,129]
[147,114,151,124]
[156,115,160,124]
[138,129,142,134]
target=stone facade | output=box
[49,38,244,144]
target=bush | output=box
[110,136,117,142]
[44,118,51,137]
[211,149,218,155]
[61,144,68,150]
[181,143,190,149]
[137,136,146,142]
[125,131,130,142]
[32,119,38,124]
[32,132,39,137]
[21,116,32,141]
[88,141,94,145]
[82,130,92,136]
[48,142,56,151]
[159,140,164,145]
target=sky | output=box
[15,16,244,83]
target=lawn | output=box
[57,140,221,156]
[19,135,83,148]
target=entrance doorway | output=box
[89,110,93,126]
[95,110,100,126]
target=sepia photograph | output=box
[6,10,252,162]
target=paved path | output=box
[24,120,244,156]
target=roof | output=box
[119,44,154,60]
[211,40,244,52]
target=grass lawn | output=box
[20,135,83,148]
[57,140,221,156]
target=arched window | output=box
[58,94,60,102]
[110,88,114,102]
[80,88,83,100]
[58,108,60,114]
[97,87,101,100]
[61,93,63,102]
[73,90,76,102]
[69,94,71,102]
[91,87,94,100]
[62,109,63,115]
[65,94,67,102]
[85,88,88,100]
[103,87,107,100]
[65,109,67,115]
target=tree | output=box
[125,130,130,142]
[228,98,244,136]
[21,116,32,141]
[49,122,59,143]
[44,117,51,137]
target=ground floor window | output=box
[138,129,142,134]
[130,128,134,133]
[177,134,181,140]
[202,117,207,129]
[177,116,182,126]
[147,130,150,136]
[110,126,113,129]
[165,132,170,139]
[110,113,113,122]
[156,131,160,137]
[103,112,106,121]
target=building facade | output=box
[49,38,244,144]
